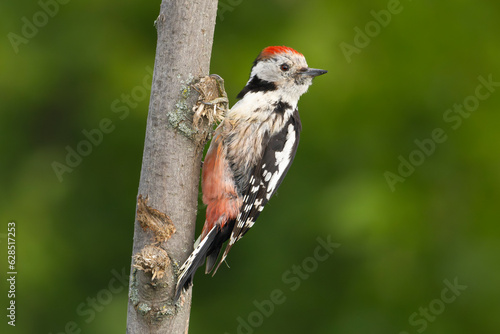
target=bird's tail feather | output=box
[205,243,223,274]
[174,226,217,300]
[206,218,236,275]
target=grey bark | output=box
[126,1,219,333]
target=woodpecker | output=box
[175,46,326,300]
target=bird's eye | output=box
[280,64,290,72]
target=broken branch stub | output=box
[192,74,228,142]
[136,194,176,244]
[133,245,170,280]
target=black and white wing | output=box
[215,110,302,270]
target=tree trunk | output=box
[126,1,219,333]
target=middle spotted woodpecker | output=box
[175,46,327,299]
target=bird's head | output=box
[238,46,327,101]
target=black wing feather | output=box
[238,110,301,236]
[213,110,302,272]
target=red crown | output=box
[258,46,303,60]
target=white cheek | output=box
[250,62,281,83]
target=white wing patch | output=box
[266,124,296,199]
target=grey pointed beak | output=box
[300,68,328,77]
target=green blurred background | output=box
[2,0,500,333]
